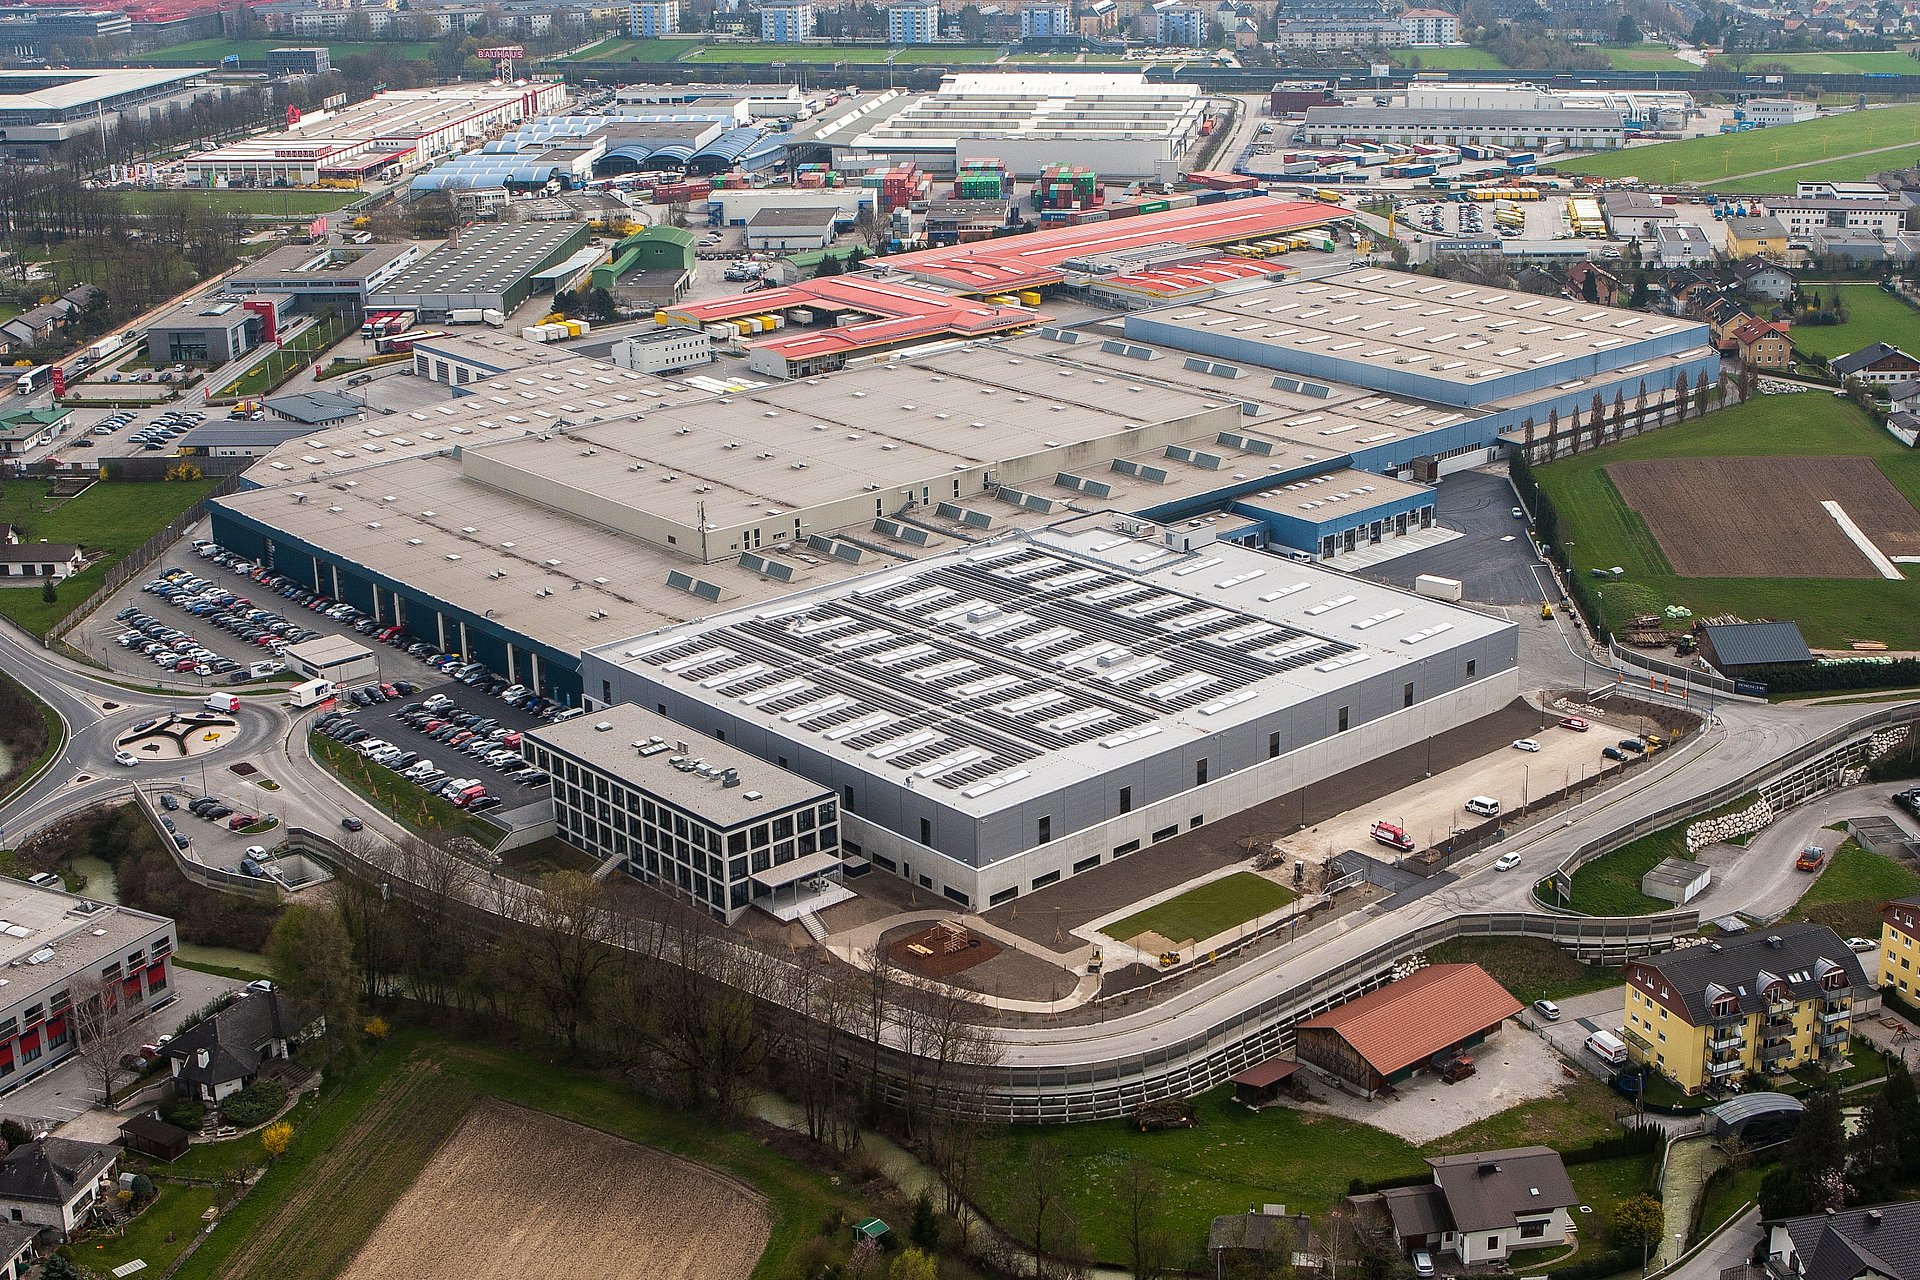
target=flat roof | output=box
[0,66,206,111]
[588,516,1511,817]
[0,878,170,980]
[228,241,419,287]
[189,83,539,167]
[371,222,585,302]
[179,421,314,450]
[413,330,573,373]
[287,633,373,666]
[1301,105,1626,130]
[748,205,842,228]
[528,703,830,825]
[874,197,1345,293]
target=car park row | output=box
[312,688,554,815]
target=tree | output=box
[0,1119,28,1151]
[261,1120,293,1158]
[1630,272,1650,308]
[515,870,619,1059]
[814,254,844,277]
[1121,1157,1175,1280]
[1615,12,1641,43]
[41,1255,81,1280]
[1852,1056,1919,1198]
[266,903,359,1055]
[1581,270,1600,303]
[1611,1193,1664,1255]
[363,1014,390,1040]
[910,1190,940,1251]
[68,971,148,1104]
[1026,1138,1063,1277]
[1760,1088,1848,1218]
[40,579,55,605]
[890,1247,939,1280]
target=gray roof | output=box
[178,421,315,449]
[1209,1211,1313,1255]
[1732,258,1793,281]
[1302,106,1626,130]
[1427,1147,1578,1234]
[1832,341,1915,376]
[0,1137,116,1206]
[262,390,362,425]
[748,205,842,228]
[0,542,78,563]
[1726,215,1787,240]
[1380,1184,1451,1239]
[1700,620,1813,668]
[0,1222,33,1262]
[163,987,294,1087]
[1769,1200,1920,1280]
[1632,923,1866,1024]
[1705,1091,1804,1129]
[1642,856,1707,891]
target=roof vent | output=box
[593,721,614,732]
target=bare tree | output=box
[1027,1137,1064,1277]
[514,870,620,1058]
[1121,1157,1175,1280]
[68,972,148,1105]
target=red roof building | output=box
[1294,964,1522,1097]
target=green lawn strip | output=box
[219,319,348,399]
[1708,148,1920,193]
[1713,51,1920,73]
[497,834,600,878]
[1559,103,1920,183]
[131,37,440,62]
[1422,937,1622,1007]
[1791,839,1920,938]
[1562,824,1692,916]
[1695,1161,1770,1239]
[560,36,704,61]
[0,666,66,807]
[0,477,221,638]
[309,733,501,847]
[1784,285,1920,360]
[123,189,359,216]
[1103,871,1296,945]
[1581,44,1693,71]
[1390,46,1507,69]
[65,1181,217,1275]
[1532,395,1920,649]
[173,956,271,983]
[682,43,1004,63]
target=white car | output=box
[1512,738,1542,752]
[1846,937,1877,953]
[1494,852,1522,872]
[113,750,138,767]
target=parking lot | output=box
[1360,471,1547,606]
[147,782,293,869]
[312,681,559,818]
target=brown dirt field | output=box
[340,1100,769,1280]
[1608,456,1920,578]
[886,920,1001,977]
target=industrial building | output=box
[613,326,713,374]
[582,519,1515,908]
[367,221,592,319]
[797,73,1213,177]
[745,205,843,251]
[145,295,269,366]
[1294,106,1626,151]
[225,241,422,311]
[183,82,565,185]
[0,879,177,1096]
[528,704,842,923]
[410,331,574,389]
[0,66,217,159]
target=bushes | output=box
[218,1079,287,1128]
[161,1094,207,1130]
[1750,658,1920,695]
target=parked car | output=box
[1533,999,1562,1022]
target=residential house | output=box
[1832,341,1920,387]
[1886,380,1920,414]
[1208,1209,1319,1279]
[1564,260,1622,306]
[0,543,82,584]
[161,984,302,1104]
[0,1138,117,1236]
[0,284,100,355]
[1764,1199,1920,1280]
[1400,7,1459,43]
[1731,318,1793,369]
[1702,295,1759,350]
[1294,964,1522,1098]
[1731,258,1795,302]
[1653,223,1715,268]
[1368,1146,1579,1265]
[0,1223,34,1280]
[1622,923,1865,1094]
[1726,214,1790,260]
[1879,895,1920,1004]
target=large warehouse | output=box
[366,221,592,319]
[581,519,1516,909]
[1292,106,1626,150]
[0,66,217,159]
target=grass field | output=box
[1711,50,1920,74]
[1560,103,1920,188]
[972,1076,1633,1265]
[1391,46,1507,69]
[1581,43,1694,71]
[1563,824,1692,916]
[169,1030,876,1280]
[1709,147,1920,192]
[131,37,440,63]
[220,318,348,398]
[122,189,359,216]
[1422,937,1622,1006]
[1102,871,1296,945]
[560,36,705,62]
[1531,395,1920,649]
[1792,839,1920,937]
[1782,285,1920,361]
[680,43,1005,63]
[64,1182,218,1276]
[0,477,220,638]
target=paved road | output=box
[1359,471,1545,605]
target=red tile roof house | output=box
[1293,963,1523,1098]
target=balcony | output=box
[1761,1042,1794,1064]
[1708,1058,1744,1077]
[1819,1007,1850,1027]
[1819,1031,1850,1049]
[1766,997,1797,1016]
[1708,1030,1745,1051]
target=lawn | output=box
[64,1181,218,1276]
[131,37,440,63]
[1391,46,1508,70]
[1422,936,1622,1006]
[971,1075,1630,1266]
[1530,394,1920,649]
[1782,285,1920,361]
[1695,1161,1771,1240]
[1558,823,1692,916]
[1711,50,1920,74]
[560,36,704,62]
[1102,871,1297,945]
[219,318,349,399]
[0,477,221,638]
[681,43,1006,64]
[122,189,360,216]
[1791,839,1920,937]
[169,1028,879,1280]
[1710,147,1920,193]
[309,733,501,847]
[1581,43,1694,71]
[1559,102,1920,188]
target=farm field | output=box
[343,1101,767,1280]
[1783,284,1920,360]
[1102,871,1296,945]
[131,37,440,63]
[560,36,705,62]
[1559,102,1920,187]
[680,43,1006,63]
[1390,46,1508,69]
[0,477,221,638]
[1710,50,1920,73]
[1529,395,1920,649]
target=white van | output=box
[1585,1029,1629,1066]
[203,692,241,714]
[1465,796,1501,818]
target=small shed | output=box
[1209,1208,1317,1279]
[1697,620,1813,678]
[1706,1092,1805,1146]
[852,1217,889,1243]
[118,1112,192,1163]
[1641,857,1711,905]
[1229,1058,1298,1106]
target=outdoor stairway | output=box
[799,911,830,943]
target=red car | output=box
[227,813,256,830]
[1558,716,1590,732]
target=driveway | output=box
[1529,988,1628,1081]
[1357,470,1546,605]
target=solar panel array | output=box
[628,545,1357,796]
